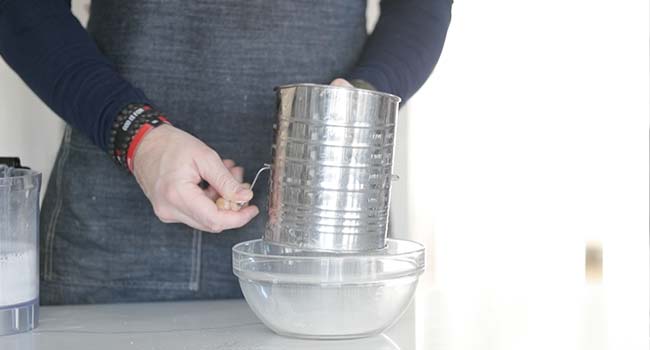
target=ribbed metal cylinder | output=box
[264,84,401,251]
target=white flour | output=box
[0,246,38,307]
[240,276,418,337]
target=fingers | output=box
[230,166,244,182]
[202,161,242,200]
[177,182,259,232]
[330,78,353,87]
[202,186,219,200]
[223,159,235,169]
[196,151,253,202]
[214,205,259,230]
[215,182,250,212]
[152,193,213,231]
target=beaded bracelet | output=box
[108,104,170,172]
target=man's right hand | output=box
[131,124,259,233]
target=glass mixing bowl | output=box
[232,239,424,339]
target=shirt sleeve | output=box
[0,0,150,151]
[346,0,453,103]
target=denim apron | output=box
[39,0,367,304]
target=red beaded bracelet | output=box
[125,115,170,172]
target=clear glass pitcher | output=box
[0,165,40,335]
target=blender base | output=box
[0,298,38,336]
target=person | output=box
[0,0,452,304]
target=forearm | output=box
[0,0,149,151]
[347,0,452,103]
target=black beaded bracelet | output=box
[108,104,170,171]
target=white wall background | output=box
[400,0,648,349]
[0,1,90,196]
[1,1,648,349]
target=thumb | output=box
[197,152,253,202]
[330,78,353,87]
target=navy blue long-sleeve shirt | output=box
[0,0,451,151]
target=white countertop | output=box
[0,285,640,350]
[0,298,414,350]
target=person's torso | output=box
[87,0,367,150]
[40,0,367,303]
